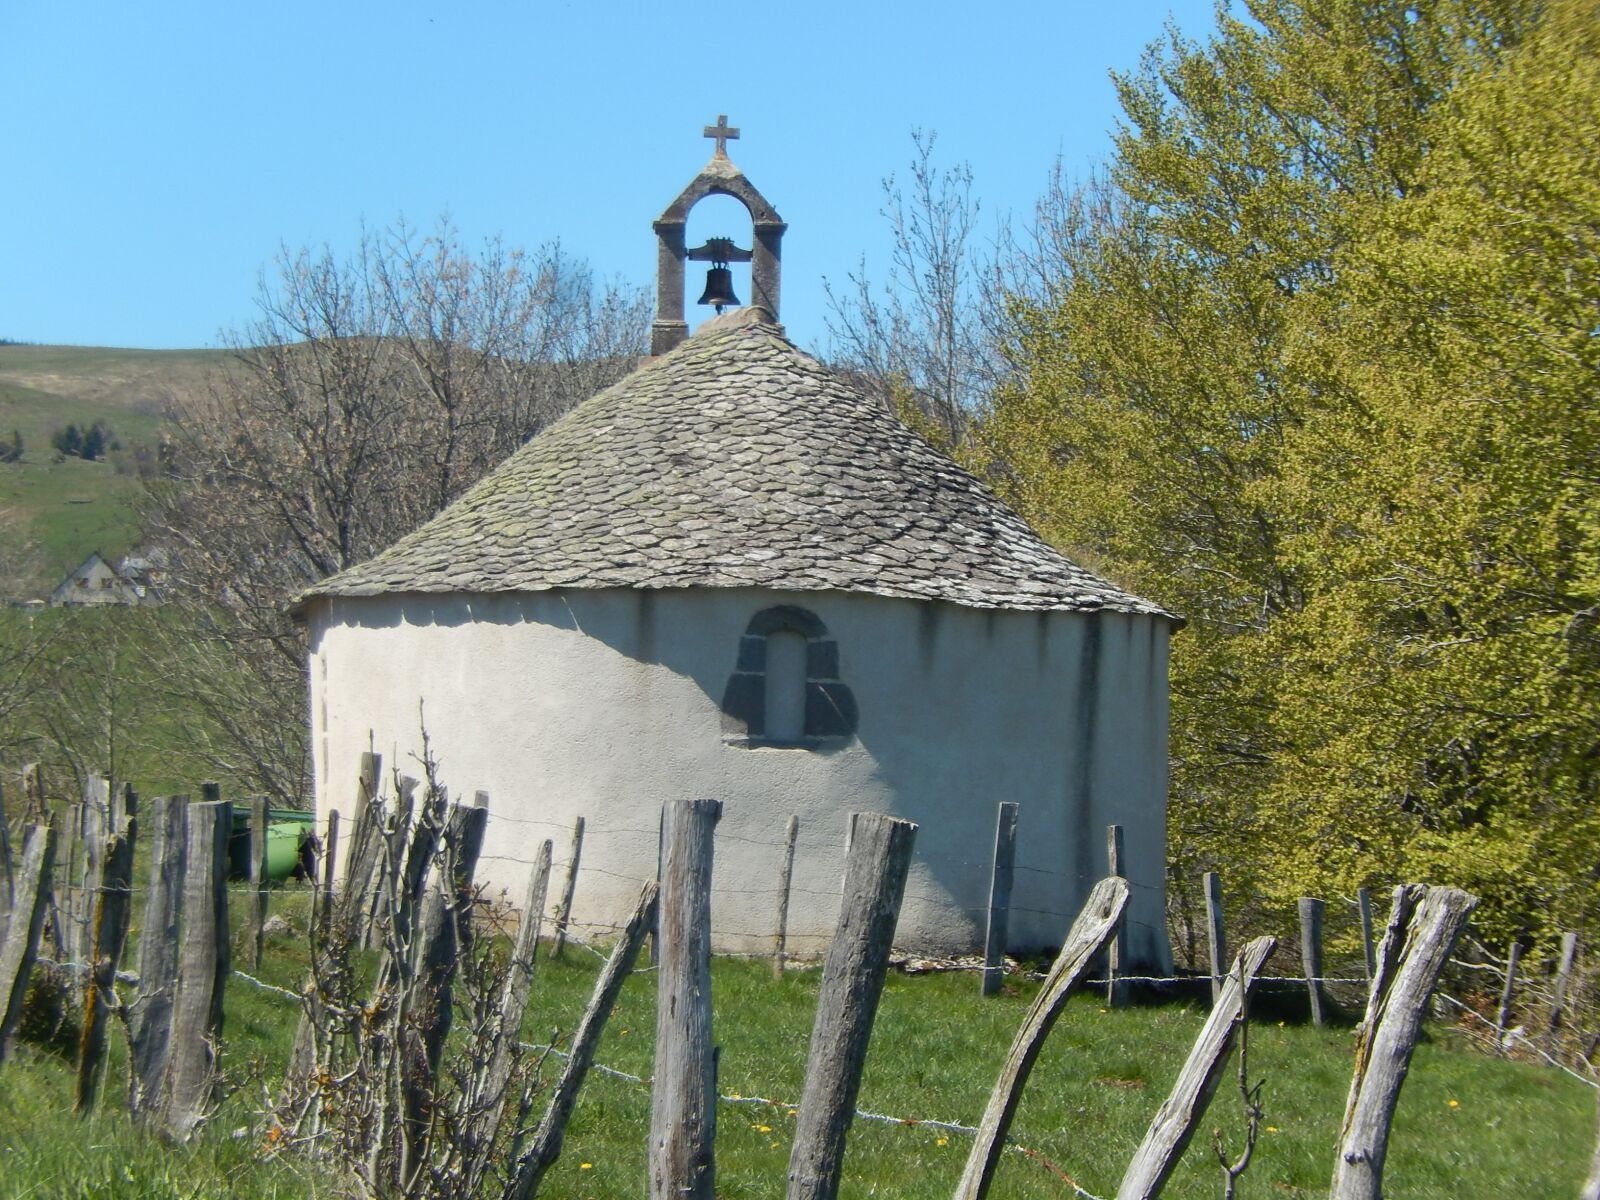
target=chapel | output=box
[298,120,1177,963]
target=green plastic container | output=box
[228,807,315,881]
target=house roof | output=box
[300,308,1173,618]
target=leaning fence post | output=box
[1551,931,1580,1039]
[1356,887,1376,982]
[505,880,660,1200]
[772,814,799,981]
[0,777,14,918]
[21,763,46,824]
[317,810,339,938]
[1299,896,1326,1026]
[955,877,1130,1200]
[1493,937,1523,1052]
[552,815,585,959]
[648,798,721,1200]
[128,795,188,1115]
[1330,884,1477,1200]
[242,796,268,969]
[1115,936,1276,1200]
[1106,824,1126,1006]
[0,822,58,1064]
[981,803,1019,997]
[157,798,231,1141]
[74,798,137,1114]
[786,812,918,1200]
[1203,871,1226,1005]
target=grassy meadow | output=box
[0,883,1591,1200]
[0,344,224,596]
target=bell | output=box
[697,265,740,312]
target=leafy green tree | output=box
[977,0,1560,943]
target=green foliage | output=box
[979,0,1592,944]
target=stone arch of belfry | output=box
[650,115,787,355]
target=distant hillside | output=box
[0,344,229,599]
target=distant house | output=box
[47,549,164,607]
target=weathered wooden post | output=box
[157,798,231,1140]
[317,810,339,938]
[0,822,58,1064]
[21,763,46,824]
[128,795,187,1115]
[648,798,721,1200]
[1494,937,1523,1051]
[552,815,585,959]
[981,803,1019,997]
[1106,824,1126,1007]
[74,798,137,1114]
[504,881,659,1200]
[1115,937,1276,1200]
[650,804,665,966]
[786,812,918,1200]
[335,754,385,940]
[1356,887,1376,982]
[772,814,799,981]
[242,796,269,968]
[956,877,1129,1200]
[1551,931,1580,1038]
[1203,870,1226,1005]
[459,841,552,1169]
[1299,896,1326,1026]
[0,777,14,917]
[1330,884,1477,1200]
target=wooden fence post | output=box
[552,816,585,959]
[648,798,721,1200]
[335,754,385,940]
[504,880,660,1200]
[981,803,1019,997]
[1115,937,1277,1200]
[0,823,57,1064]
[1356,887,1376,982]
[21,763,45,824]
[1203,871,1226,1005]
[128,795,187,1115]
[1493,938,1523,1053]
[786,812,918,1200]
[772,814,799,981]
[955,877,1130,1200]
[458,840,552,1174]
[0,777,13,919]
[74,797,137,1114]
[242,796,268,968]
[317,810,339,938]
[1299,897,1326,1026]
[1106,825,1126,1007]
[157,798,231,1141]
[72,775,111,968]
[1551,931,1580,1038]
[1330,884,1477,1200]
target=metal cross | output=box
[703,114,739,157]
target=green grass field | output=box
[0,887,1591,1200]
[0,345,225,596]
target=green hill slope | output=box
[0,344,227,598]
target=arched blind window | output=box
[720,606,858,749]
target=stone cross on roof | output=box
[703,114,739,158]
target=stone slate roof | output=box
[301,308,1172,618]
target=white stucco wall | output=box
[306,587,1171,966]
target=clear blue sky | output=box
[2,1,1218,353]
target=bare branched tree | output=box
[823,130,1012,447]
[144,218,649,805]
